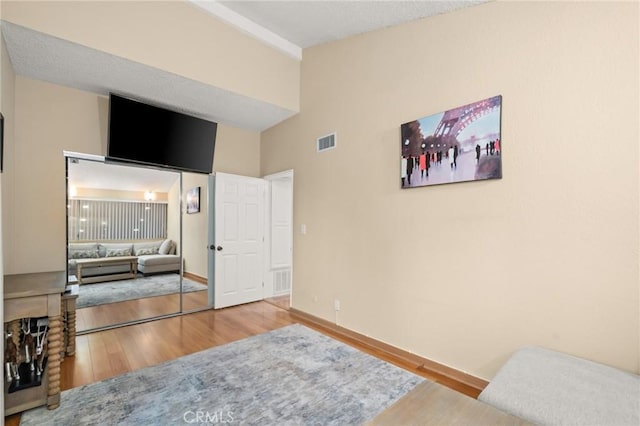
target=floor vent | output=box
[317,133,337,152]
[274,269,291,294]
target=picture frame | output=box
[186,186,200,214]
[400,95,502,188]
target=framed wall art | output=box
[186,186,201,214]
[400,95,502,188]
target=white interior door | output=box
[263,171,293,298]
[212,172,265,309]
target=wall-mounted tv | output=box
[107,94,217,174]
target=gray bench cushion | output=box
[137,254,180,267]
[137,254,180,275]
[478,346,640,425]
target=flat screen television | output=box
[107,93,217,174]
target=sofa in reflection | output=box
[68,239,180,282]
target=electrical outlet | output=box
[334,299,341,311]
[301,224,307,234]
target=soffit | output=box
[1,21,296,132]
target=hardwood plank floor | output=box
[5,301,481,425]
[264,294,291,310]
[77,290,209,331]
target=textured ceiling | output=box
[68,158,180,193]
[218,1,485,49]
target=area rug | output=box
[20,324,424,425]
[77,275,207,308]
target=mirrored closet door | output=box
[66,155,189,332]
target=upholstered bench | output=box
[478,346,640,425]
[137,254,180,275]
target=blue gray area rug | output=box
[20,324,423,425]
[77,275,207,308]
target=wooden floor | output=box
[264,294,291,310]
[77,289,209,331]
[5,300,482,425]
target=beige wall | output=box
[6,76,94,273]
[261,1,640,378]
[1,0,299,112]
[3,76,262,274]
[214,125,261,178]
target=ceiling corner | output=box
[188,0,302,61]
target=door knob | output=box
[209,244,215,250]
[216,246,223,251]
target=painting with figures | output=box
[400,95,502,188]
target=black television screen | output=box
[107,94,217,174]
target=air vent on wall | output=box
[274,269,291,295]
[317,132,337,152]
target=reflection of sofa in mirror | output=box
[68,239,180,282]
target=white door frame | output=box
[207,173,215,307]
[263,170,294,302]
